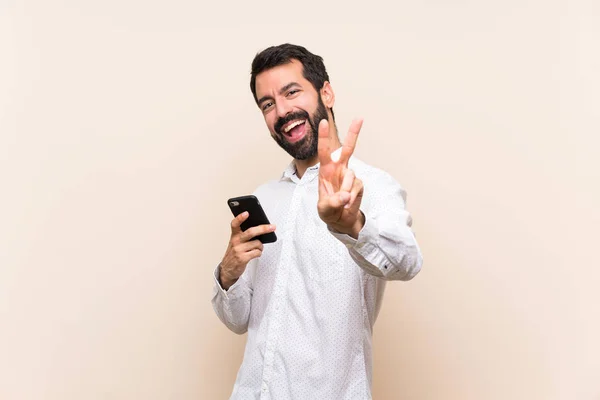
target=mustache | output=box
[274,111,310,135]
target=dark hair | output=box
[250,43,334,119]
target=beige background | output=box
[1,0,598,399]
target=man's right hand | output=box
[219,211,276,290]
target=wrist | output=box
[350,211,366,239]
[219,268,237,291]
[331,211,365,239]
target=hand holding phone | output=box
[219,196,276,290]
[227,195,277,243]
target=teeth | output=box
[284,120,305,133]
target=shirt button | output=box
[262,383,268,392]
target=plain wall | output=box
[1,0,598,399]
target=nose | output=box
[275,98,293,118]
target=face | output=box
[254,60,332,160]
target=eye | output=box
[287,89,299,96]
[261,101,273,111]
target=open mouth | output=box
[281,119,307,143]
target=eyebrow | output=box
[257,82,301,106]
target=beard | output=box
[272,96,329,160]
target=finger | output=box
[345,177,364,210]
[327,191,351,210]
[317,191,350,222]
[340,169,355,193]
[317,119,332,166]
[231,211,250,234]
[318,175,336,207]
[244,248,263,263]
[340,118,363,165]
[238,239,264,253]
[239,224,276,242]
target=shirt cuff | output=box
[213,264,245,300]
[327,212,379,256]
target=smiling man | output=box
[212,43,423,400]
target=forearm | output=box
[329,210,423,280]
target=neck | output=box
[293,155,319,179]
[294,125,341,179]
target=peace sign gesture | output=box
[317,118,366,238]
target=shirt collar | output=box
[281,160,298,180]
[280,147,344,183]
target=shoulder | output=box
[349,157,402,188]
[252,178,281,197]
[349,157,408,205]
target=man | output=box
[212,43,423,399]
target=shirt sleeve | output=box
[328,170,423,281]
[211,263,254,334]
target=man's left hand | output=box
[317,118,365,239]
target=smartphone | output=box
[227,195,277,243]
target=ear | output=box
[320,82,335,109]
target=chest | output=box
[256,182,351,284]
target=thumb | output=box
[318,191,351,219]
[329,191,350,209]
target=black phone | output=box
[227,195,277,243]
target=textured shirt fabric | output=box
[212,153,423,400]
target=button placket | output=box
[260,184,302,387]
